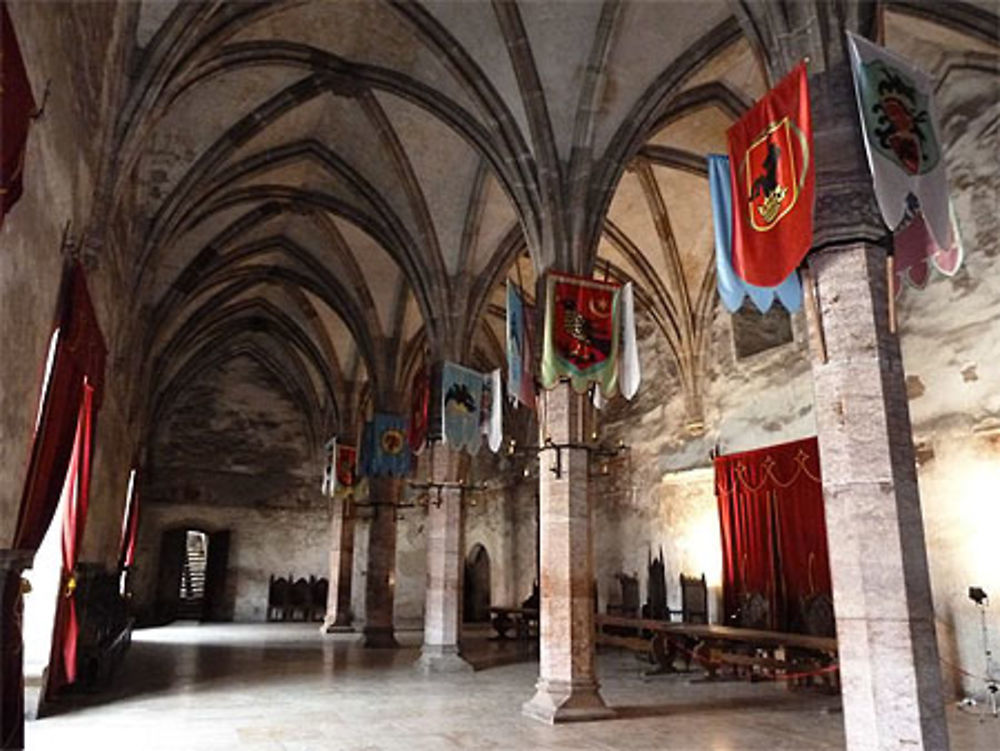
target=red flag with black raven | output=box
[727,63,814,287]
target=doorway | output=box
[155,527,231,623]
[463,544,491,623]
[178,531,208,619]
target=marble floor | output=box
[26,623,1000,751]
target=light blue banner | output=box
[709,154,802,314]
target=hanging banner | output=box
[506,283,536,408]
[892,198,965,298]
[727,62,814,288]
[360,413,410,477]
[335,444,356,494]
[442,362,484,454]
[408,365,429,454]
[847,31,951,249]
[482,368,503,453]
[541,271,621,397]
[619,282,641,400]
[1,2,36,226]
[321,437,337,497]
[708,154,802,313]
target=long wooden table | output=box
[490,606,539,641]
[594,613,837,683]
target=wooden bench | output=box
[489,606,539,641]
[595,613,837,683]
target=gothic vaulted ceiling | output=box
[100,1,998,470]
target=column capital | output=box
[809,62,886,253]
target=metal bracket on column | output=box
[407,480,488,508]
[539,438,629,480]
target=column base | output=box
[522,678,615,724]
[362,626,399,649]
[416,644,473,674]
[321,614,354,633]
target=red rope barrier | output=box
[663,636,840,683]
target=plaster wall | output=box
[895,55,1000,699]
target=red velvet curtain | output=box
[1,1,36,226]
[714,437,831,632]
[48,381,96,689]
[1,263,105,747]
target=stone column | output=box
[362,476,400,648]
[417,445,472,673]
[807,245,948,750]
[523,383,613,723]
[801,60,949,751]
[323,493,354,632]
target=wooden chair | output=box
[268,576,290,621]
[311,577,329,622]
[739,591,770,630]
[680,573,709,624]
[288,577,312,621]
[799,593,835,637]
[790,593,838,689]
[607,573,640,618]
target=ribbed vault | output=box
[94,0,996,499]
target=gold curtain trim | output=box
[716,447,821,497]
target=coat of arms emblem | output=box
[741,118,810,232]
[860,60,940,176]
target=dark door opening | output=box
[155,528,231,624]
[463,544,491,623]
[178,530,208,620]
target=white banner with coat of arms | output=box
[847,31,951,250]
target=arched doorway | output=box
[463,544,491,624]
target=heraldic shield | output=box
[727,62,814,288]
[743,118,808,232]
[540,272,621,398]
[336,445,356,491]
[859,59,940,177]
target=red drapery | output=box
[714,437,831,633]
[1,1,37,226]
[49,382,96,688]
[1,263,105,747]
[118,468,140,572]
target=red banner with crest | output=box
[408,365,429,454]
[540,272,621,397]
[336,445,356,490]
[727,63,814,287]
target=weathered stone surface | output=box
[524,384,613,723]
[148,355,322,511]
[418,445,471,672]
[809,242,947,751]
[363,476,402,648]
[131,501,329,622]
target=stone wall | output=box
[133,352,330,621]
[590,299,815,620]
[587,34,999,701]
[131,501,330,622]
[0,3,135,554]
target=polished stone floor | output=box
[26,623,1000,750]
